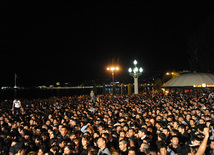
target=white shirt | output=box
[13,100,21,108]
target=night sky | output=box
[1,1,213,86]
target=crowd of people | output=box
[1,90,214,155]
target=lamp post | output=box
[128,60,143,95]
[107,67,119,82]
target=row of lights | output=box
[107,67,119,71]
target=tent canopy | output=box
[162,73,214,88]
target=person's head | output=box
[116,125,122,133]
[129,137,137,148]
[128,147,136,155]
[158,133,166,142]
[128,128,135,138]
[158,142,167,155]
[97,137,107,149]
[93,131,100,139]
[171,136,179,146]
[120,130,126,138]
[191,135,201,146]
[119,139,128,152]
[138,128,147,138]
[139,142,149,153]
[69,132,76,141]
[178,124,185,134]
[210,140,214,150]
[81,136,90,147]
[147,147,157,155]
[189,119,195,126]
[58,139,66,148]
[162,127,170,137]
[64,145,73,155]
[173,121,179,129]
[60,126,67,137]
[38,145,48,155]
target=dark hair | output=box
[128,147,136,152]
[157,141,167,150]
[171,135,179,140]
[139,128,147,134]
[158,133,166,141]
[178,124,186,129]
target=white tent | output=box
[162,73,214,88]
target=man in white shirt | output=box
[12,99,23,116]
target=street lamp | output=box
[128,60,143,95]
[107,67,119,82]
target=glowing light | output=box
[133,60,137,65]
[139,67,143,73]
[192,83,214,87]
[134,67,138,73]
[128,68,132,73]
[202,83,207,87]
[107,67,119,71]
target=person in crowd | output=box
[97,137,111,155]
[11,98,23,116]
[119,139,128,155]
[0,91,213,155]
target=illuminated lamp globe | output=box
[134,67,138,73]
[133,60,137,65]
[139,67,143,73]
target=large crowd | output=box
[1,91,214,155]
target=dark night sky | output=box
[0,1,213,86]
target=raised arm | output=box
[195,127,209,155]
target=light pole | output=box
[128,60,143,95]
[107,67,119,82]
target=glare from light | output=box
[202,83,206,87]
[111,68,115,71]
[116,67,119,70]
[139,67,143,73]
[133,60,137,65]
[107,68,110,70]
[128,68,132,73]
[134,67,138,73]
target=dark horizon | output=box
[1,1,214,86]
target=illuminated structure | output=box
[14,73,18,89]
[107,67,119,82]
[162,72,214,88]
[128,60,143,95]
